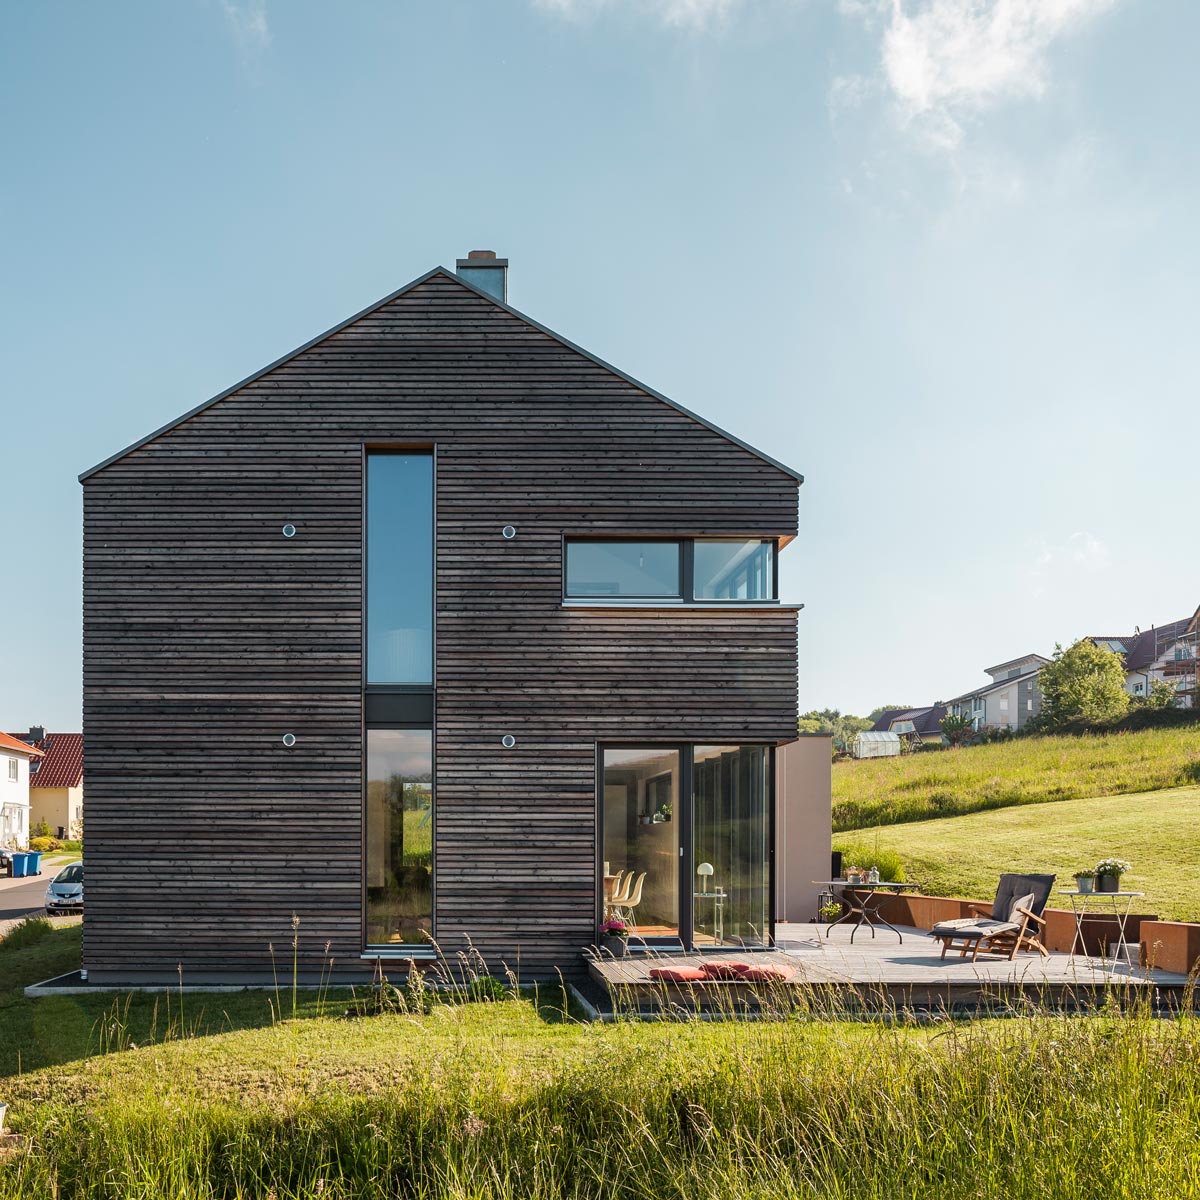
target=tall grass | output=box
[2,991,1199,1199]
[834,726,1200,830]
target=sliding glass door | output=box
[600,744,772,948]
[692,745,771,947]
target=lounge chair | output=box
[930,873,1056,961]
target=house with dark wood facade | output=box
[79,252,804,983]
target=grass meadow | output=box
[836,784,1200,921]
[4,922,1200,1198]
[833,725,1200,831]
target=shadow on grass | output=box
[0,922,583,1078]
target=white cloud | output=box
[844,0,1118,150]
[222,0,270,55]
[1029,532,1112,579]
[534,0,745,29]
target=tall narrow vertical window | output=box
[367,452,433,684]
[366,729,433,946]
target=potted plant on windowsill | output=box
[1073,871,1097,894]
[1095,858,1131,893]
[598,917,631,957]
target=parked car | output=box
[45,861,84,913]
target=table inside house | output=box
[1059,889,1145,976]
[814,880,918,944]
[602,874,619,917]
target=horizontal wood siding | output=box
[82,273,799,981]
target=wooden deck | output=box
[586,922,1192,1014]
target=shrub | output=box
[1,916,54,951]
[28,836,61,853]
[832,840,906,883]
[31,819,52,839]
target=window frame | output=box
[363,723,436,956]
[595,740,776,951]
[564,537,779,605]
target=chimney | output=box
[26,725,45,744]
[455,249,508,303]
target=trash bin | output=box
[11,853,29,878]
[25,851,43,875]
[4,856,13,879]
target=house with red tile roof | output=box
[1,731,44,850]
[10,728,83,839]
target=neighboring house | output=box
[869,704,947,746]
[1089,608,1199,708]
[0,731,43,850]
[11,728,84,838]
[78,251,806,984]
[946,654,1050,732]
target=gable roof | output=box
[985,653,1050,676]
[12,733,83,788]
[0,731,43,759]
[1087,616,1194,673]
[947,665,1044,706]
[80,266,804,485]
[872,704,947,736]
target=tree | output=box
[939,712,975,747]
[868,704,912,725]
[1038,639,1131,727]
[1139,678,1177,710]
[798,709,872,753]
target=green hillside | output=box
[833,725,1200,831]
[836,785,1200,921]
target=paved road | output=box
[0,857,76,936]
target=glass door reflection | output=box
[601,748,680,939]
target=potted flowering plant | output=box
[1073,870,1096,894]
[599,917,630,957]
[1095,858,1131,893]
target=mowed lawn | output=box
[833,725,1200,830]
[837,785,1200,920]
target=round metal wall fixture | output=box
[282,523,297,538]
[281,733,297,748]
[501,734,517,749]
[501,525,517,539]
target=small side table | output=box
[693,889,726,943]
[1059,889,1145,976]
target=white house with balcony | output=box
[945,653,1050,733]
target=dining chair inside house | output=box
[604,870,627,917]
[613,871,647,931]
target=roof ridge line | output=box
[80,266,804,484]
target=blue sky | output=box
[2,0,1198,730]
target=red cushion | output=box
[647,967,709,983]
[739,964,796,982]
[699,960,753,980]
